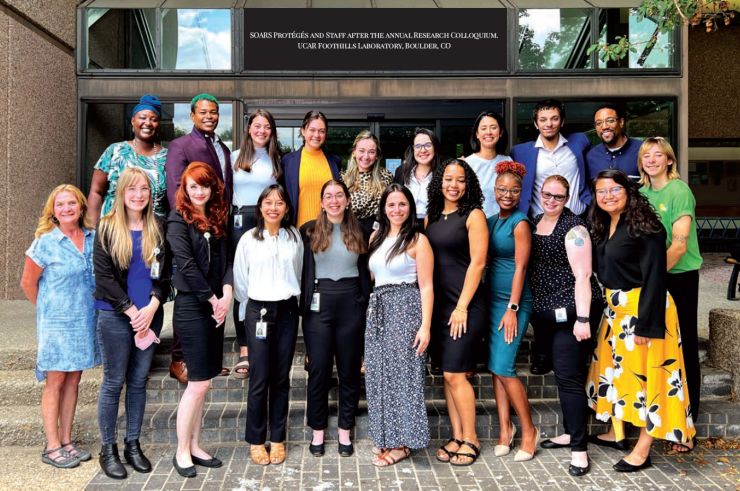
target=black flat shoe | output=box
[309,442,325,457]
[191,454,222,468]
[588,434,630,451]
[338,442,354,457]
[530,361,552,375]
[613,456,652,472]
[540,439,570,449]
[568,463,590,476]
[172,455,196,478]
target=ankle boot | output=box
[123,439,152,473]
[99,444,127,480]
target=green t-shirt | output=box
[640,179,703,273]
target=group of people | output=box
[20,95,703,480]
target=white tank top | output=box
[369,236,417,287]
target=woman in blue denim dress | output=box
[21,184,100,469]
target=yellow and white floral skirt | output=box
[586,287,696,444]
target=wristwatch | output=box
[507,303,519,312]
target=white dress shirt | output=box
[406,166,434,218]
[233,226,303,319]
[531,134,585,216]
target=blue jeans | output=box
[96,308,163,444]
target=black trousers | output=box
[667,269,700,422]
[230,206,258,348]
[243,297,299,444]
[530,300,603,451]
[303,278,365,431]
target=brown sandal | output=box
[372,447,410,467]
[269,442,286,464]
[250,444,269,466]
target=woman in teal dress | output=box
[487,161,539,462]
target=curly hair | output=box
[495,161,527,182]
[588,169,663,243]
[426,158,484,223]
[175,162,228,238]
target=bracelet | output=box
[454,307,468,314]
[576,316,590,323]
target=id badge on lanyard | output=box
[234,214,243,230]
[255,307,268,339]
[310,280,320,312]
[150,247,161,280]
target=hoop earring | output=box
[52,216,59,224]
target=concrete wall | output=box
[0,2,77,299]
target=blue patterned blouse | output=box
[94,141,168,217]
[26,227,100,381]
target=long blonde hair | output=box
[97,167,163,269]
[35,184,91,238]
[638,137,680,187]
[343,130,385,196]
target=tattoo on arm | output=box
[566,226,588,247]
[673,234,688,244]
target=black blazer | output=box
[298,220,371,315]
[93,216,172,313]
[167,210,233,302]
[281,149,342,225]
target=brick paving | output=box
[83,439,739,490]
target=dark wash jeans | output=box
[96,308,163,445]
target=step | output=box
[0,368,103,407]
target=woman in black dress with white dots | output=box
[528,175,603,477]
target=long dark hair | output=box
[234,109,282,178]
[426,158,484,223]
[398,128,441,185]
[469,111,508,155]
[252,184,297,241]
[368,183,419,264]
[588,169,662,243]
[308,180,366,254]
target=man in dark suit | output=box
[510,99,590,376]
[511,99,591,219]
[165,93,232,383]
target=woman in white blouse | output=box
[233,184,303,467]
[230,109,282,379]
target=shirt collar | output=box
[534,133,568,151]
[51,226,92,241]
[192,125,218,142]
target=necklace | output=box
[132,138,159,157]
[442,208,458,220]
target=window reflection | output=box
[518,9,592,70]
[161,9,231,70]
[598,8,675,69]
[515,100,675,144]
[86,8,156,69]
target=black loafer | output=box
[530,361,552,375]
[191,454,222,468]
[172,455,196,478]
[613,456,652,472]
[588,434,630,451]
[338,442,354,457]
[540,439,570,449]
[568,463,590,476]
[309,443,325,457]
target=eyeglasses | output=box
[595,186,625,198]
[495,187,521,196]
[414,142,433,151]
[541,191,567,202]
[322,193,346,201]
[594,118,618,128]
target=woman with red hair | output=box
[167,162,232,478]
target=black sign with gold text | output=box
[244,9,508,73]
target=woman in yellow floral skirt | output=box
[586,169,695,472]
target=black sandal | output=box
[450,441,480,467]
[436,438,462,462]
[669,436,697,453]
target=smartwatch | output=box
[507,303,519,312]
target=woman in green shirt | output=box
[638,136,702,452]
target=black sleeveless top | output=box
[529,208,601,313]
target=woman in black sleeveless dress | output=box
[425,158,488,466]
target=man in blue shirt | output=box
[586,103,642,182]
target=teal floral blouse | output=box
[26,227,100,381]
[94,141,168,217]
